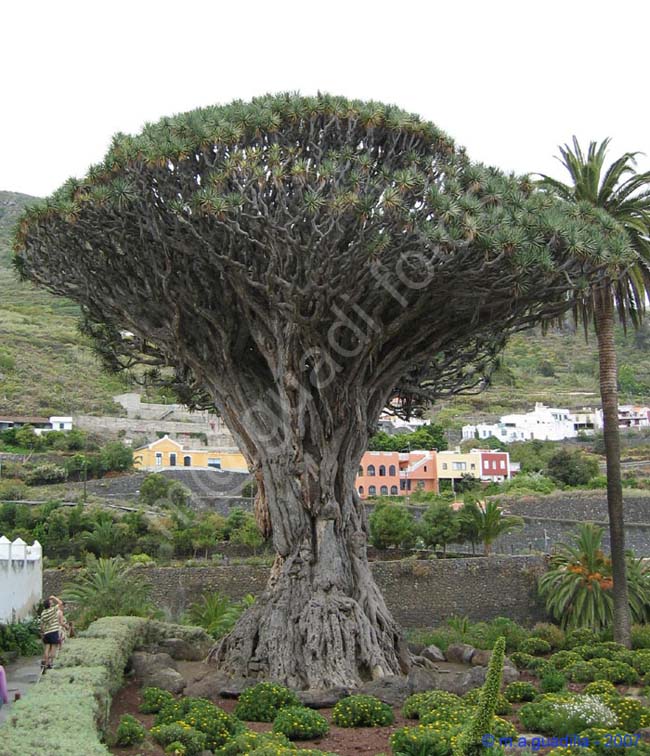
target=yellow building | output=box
[435,449,482,481]
[133,435,248,472]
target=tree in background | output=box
[368,504,417,550]
[419,501,460,554]
[539,138,650,646]
[546,448,599,487]
[460,499,523,556]
[368,423,447,452]
[15,94,633,688]
[538,523,650,631]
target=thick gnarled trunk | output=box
[207,377,410,689]
[208,471,409,688]
[595,287,632,647]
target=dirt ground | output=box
[107,662,409,756]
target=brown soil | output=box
[107,663,409,756]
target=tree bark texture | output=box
[594,286,632,647]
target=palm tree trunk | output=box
[595,286,632,647]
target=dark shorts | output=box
[43,631,59,645]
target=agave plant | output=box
[62,556,158,629]
[538,523,650,631]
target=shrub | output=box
[548,748,597,756]
[402,691,463,720]
[151,722,207,756]
[550,695,618,735]
[565,627,600,648]
[518,637,551,656]
[155,697,242,750]
[130,552,155,565]
[215,730,293,755]
[509,651,537,670]
[540,668,567,694]
[631,624,650,649]
[632,649,650,675]
[390,724,459,756]
[140,686,174,714]
[531,623,565,650]
[566,661,598,683]
[503,681,537,702]
[234,682,300,722]
[583,680,618,698]
[273,706,329,740]
[595,661,637,685]
[115,714,146,746]
[0,618,41,657]
[332,694,394,727]
[184,591,253,640]
[577,728,631,756]
[549,650,582,670]
[605,696,650,731]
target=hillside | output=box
[0,190,127,415]
[1,189,650,423]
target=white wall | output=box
[0,537,42,623]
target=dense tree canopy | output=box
[13,94,635,688]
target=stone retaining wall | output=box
[44,555,548,627]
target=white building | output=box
[462,403,603,443]
[0,537,42,623]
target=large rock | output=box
[445,643,476,664]
[158,637,209,662]
[470,649,492,667]
[144,666,186,694]
[460,666,487,689]
[502,664,520,685]
[130,651,177,678]
[298,687,351,708]
[185,670,231,698]
[356,675,412,706]
[408,667,478,696]
[219,677,259,698]
[422,645,445,663]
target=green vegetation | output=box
[332,695,394,727]
[0,617,41,661]
[183,591,255,639]
[368,503,417,549]
[62,556,159,629]
[114,714,146,746]
[369,423,447,451]
[538,523,650,631]
[234,682,300,722]
[272,706,329,740]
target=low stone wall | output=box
[44,555,548,627]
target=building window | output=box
[390,485,398,495]
[389,465,396,476]
[380,485,388,495]
[208,458,221,469]
[424,466,427,472]
[358,486,364,495]
[470,463,475,470]
[379,465,386,477]
[452,462,467,471]
[183,456,192,467]
[417,480,425,490]
[492,461,497,469]
[358,465,364,476]
[500,460,505,469]
[169,453,177,466]
[442,463,448,470]
[59,423,65,430]
[369,485,376,496]
[155,452,163,467]
[367,465,376,476]
[484,460,489,468]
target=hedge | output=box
[0,616,203,756]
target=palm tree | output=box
[538,138,650,646]
[460,499,523,556]
[538,523,650,631]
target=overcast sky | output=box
[3,0,649,198]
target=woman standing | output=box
[39,595,63,670]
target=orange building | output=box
[356,450,438,499]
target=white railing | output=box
[0,536,43,623]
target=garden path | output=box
[0,656,42,727]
